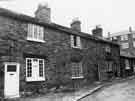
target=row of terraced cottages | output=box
[0,5,133,98]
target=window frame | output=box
[120,34,128,41]
[133,41,135,47]
[121,42,129,49]
[132,34,135,39]
[70,35,82,49]
[106,61,113,72]
[105,46,111,53]
[27,24,45,43]
[71,62,83,79]
[133,60,135,72]
[125,59,130,70]
[26,58,45,82]
[112,36,117,40]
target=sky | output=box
[0,0,134,37]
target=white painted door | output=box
[4,62,20,98]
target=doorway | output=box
[4,62,20,98]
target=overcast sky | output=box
[0,0,134,36]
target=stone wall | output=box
[0,15,120,93]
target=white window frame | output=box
[105,46,111,53]
[133,34,135,38]
[120,35,128,41]
[106,62,113,72]
[121,43,129,49]
[112,36,117,40]
[125,59,130,70]
[27,24,45,43]
[133,41,135,47]
[134,65,135,72]
[71,62,83,79]
[70,35,82,49]
[109,37,113,40]
[26,58,45,82]
[133,61,135,72]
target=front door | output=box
[4,62,20,98]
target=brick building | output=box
[0,4,120,98]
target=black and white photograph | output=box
[0,0,135,101]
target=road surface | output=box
[79,78,135,101]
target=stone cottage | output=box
[0,4,120,98]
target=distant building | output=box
[108,27,135,55]
[107,27,135,77]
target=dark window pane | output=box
[7,65,16,72]
[73,36,77,46]
[39,60,43,77]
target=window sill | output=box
[120,40,128,41]
[26,78,45,82]
[71,76,84,79]
[121,47,129,49]
[125,68,130,70]
[27,37,45,43]
[71,46,82,49]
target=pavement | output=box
[2,76,135,101]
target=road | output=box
[79,78,135,101]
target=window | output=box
[121,43,129,49]
[133,41,135,47]
[133,34,135,38]
[27,24,44,42]
[71,62,83,79]
[112,36,117,40]
[109,37,113,40]
[120,35,128,41]
[39,60,44,77]
[109,37,117,41]
[71,35,81,48]
[105,46,111,53]
[125,59,130,69]
[7,65,16,72]
[106,62,113,72]
[26,58,45,81]
[133,60,135,72]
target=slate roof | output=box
[120,51,135,58]
[0,7,119,46]
[110,30,135,37]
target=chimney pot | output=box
[108,32,111,38]
[129,26,132,32]
[35,3,51,23]
[70,18,81,31]
[92,25,103,37]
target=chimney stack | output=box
[92,25,103,37]
[70,18,81,31]
[35,2,51,23]
[108,32,111,38]
[129,26,132,32]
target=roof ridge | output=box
[111,30,135,36]
[0,7,119,46]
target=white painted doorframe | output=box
[4,62,20,98]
